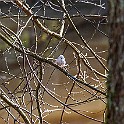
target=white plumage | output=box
[55,55,66,67]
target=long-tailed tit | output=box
[55,55,66,67]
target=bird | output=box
[55,55,66,67]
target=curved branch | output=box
[0,32,106,96]
[57,0,109,72]
[0,88,30,124]
[11,0,107,79]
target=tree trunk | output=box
[106,0,124,123]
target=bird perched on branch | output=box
[55,55,66,67]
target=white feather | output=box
[55,55,66,67]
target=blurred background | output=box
[0,0,108,123]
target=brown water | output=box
[0,40,108,124]
[0,13,109,123]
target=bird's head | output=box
[58,55,65,59]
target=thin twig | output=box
[0,32,106,96]
[0,88,30,124]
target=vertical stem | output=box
[36,62,43,124]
